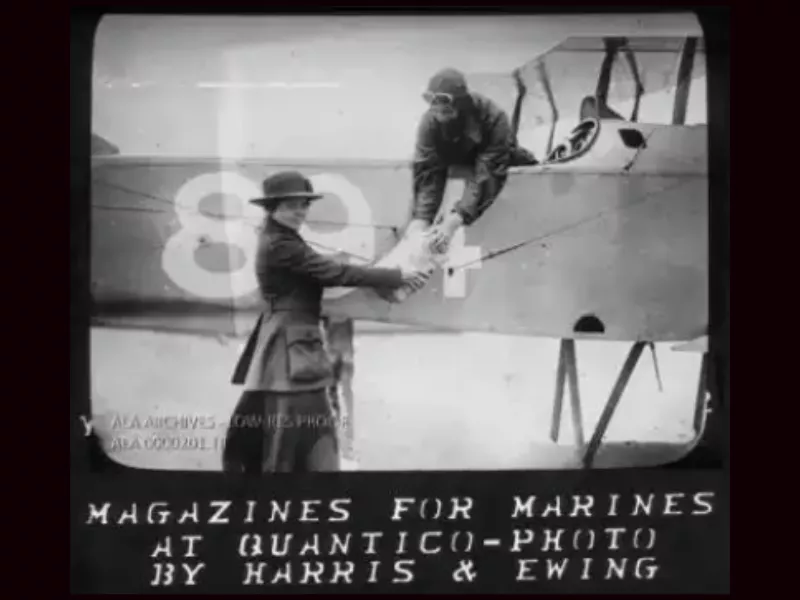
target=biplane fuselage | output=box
[91,116,707,342]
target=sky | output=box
[91,13,706,160]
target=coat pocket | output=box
[284,325,334,384]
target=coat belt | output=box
[262,296,321,314]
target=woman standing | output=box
[222,170,429,473]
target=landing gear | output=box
[549,338,708,468]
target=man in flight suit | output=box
[409,67,538,254]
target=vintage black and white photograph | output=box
[88,13,709,473]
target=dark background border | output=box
[70,3,730,594]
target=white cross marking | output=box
[439,181,483,299]
[441,228,483,298]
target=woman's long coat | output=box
[231,217,403,392]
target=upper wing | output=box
[467,36,707,159]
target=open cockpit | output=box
[467,35,706,168]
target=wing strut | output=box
[511,68,527,140]
[550,338,710,467]
[534,60,559,156]
[672,37,698,125]
[620,42,646,123]
[550,339,667,468]
[648,341,663,392]
[581,37,627,121]
[596,38,625,105]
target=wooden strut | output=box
[582,341,646,468]
[549,339,585,449]
[550,338,647,468]
[550,338,710,468]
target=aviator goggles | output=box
[422,91,456,106]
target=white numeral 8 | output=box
[162,172,262,300]
[162,171,378,302]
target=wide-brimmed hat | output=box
[249,171,323,209]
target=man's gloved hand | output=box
[405,219,430,238]
[428,211,464,254]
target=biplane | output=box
[90,30,710,468]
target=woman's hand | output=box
[400,267,432,290]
